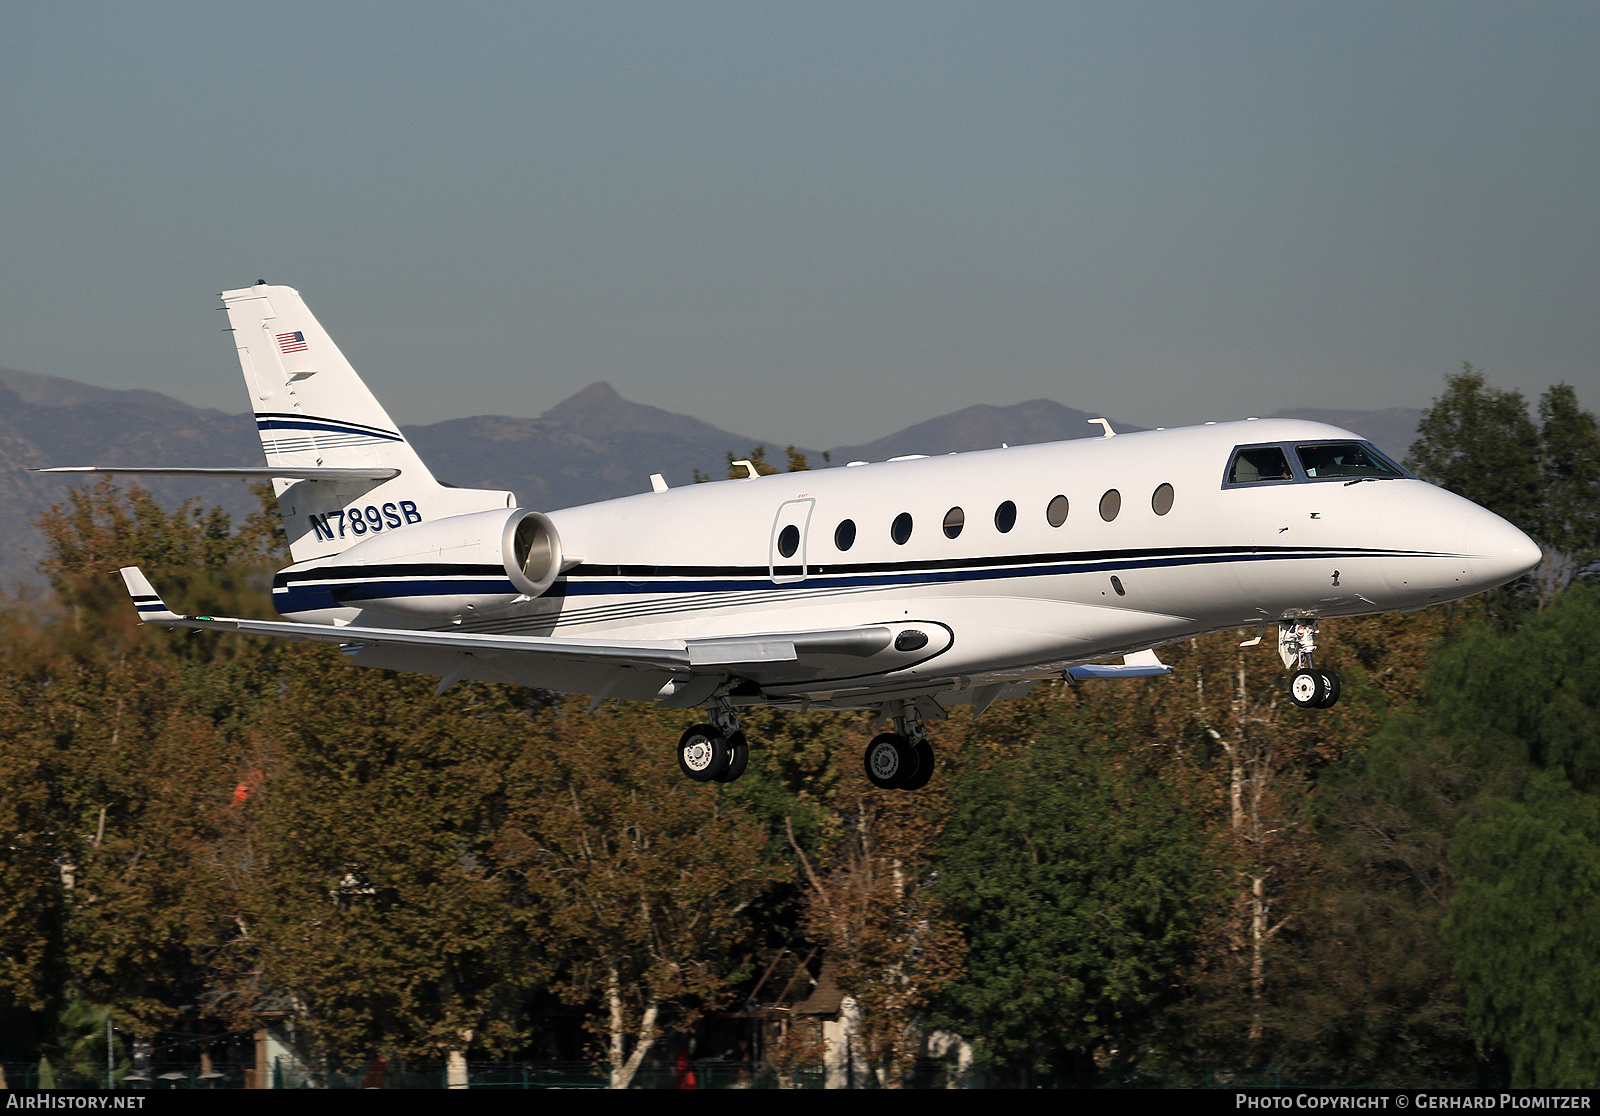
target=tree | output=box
[1425,586,1600,791]
[1406,363,1539,530]
[1278,716,1488,1086]
[788,760,964,1087]
[1444,772,1600,1087]
[1322,587,1600,1086]
[1408,366,1600,609]
[1532,384,1600,605]
[0,480,290,1062]
[500,699,775,1088]
[935,710,1212,1083]
[235,652,543,1067]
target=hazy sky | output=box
[1,2,1595,447]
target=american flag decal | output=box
[277,331,308,354]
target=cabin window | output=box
[1046,495,1069,527]
[1099,489,1121,521]
[1228,446,1293,484]
[891,512,914,545]
[943,507,965,539]
[1297,442,1405,480]
[994,500,1017,533]
[1152,483,1174,515]
[777,524,800,558]
[834,519,856,551]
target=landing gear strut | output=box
[676,700,750,783]
[1281,619,1340,709]
[864,703,936,790]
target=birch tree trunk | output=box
[607,962,660,1090]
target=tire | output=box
[715,731,750,783]
[864,732,914,789]
[1289,669,1321,709]
[900,740,936,790]
[678,723,729,782]
[1315,669,1342,709]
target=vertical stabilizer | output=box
[220,283,513,563]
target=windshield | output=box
[1228,446,1294,484]
[1296,442,1405,479]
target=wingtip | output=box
[119,566,179,622]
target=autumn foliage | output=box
[4,369,1600,1087]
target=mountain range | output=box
[0,365,1423,588]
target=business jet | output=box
[40,284,1540,790]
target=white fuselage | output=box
[304,418,1538,710]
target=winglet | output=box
[119,567,180,622]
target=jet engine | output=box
[307,507,565,621]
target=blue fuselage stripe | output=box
[270,547,1437,616]
[255,418,403,441]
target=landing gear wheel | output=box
[714,731,750,783]
[865,732,915,789]
[1289,669,1322,709]
[1314,669,1341,709]
[678,723,730,782]
[900,740,936,790]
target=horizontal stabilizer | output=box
[37,465,400,481]
[1066,648,1172,680]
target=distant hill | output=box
[0,364,1426,588]
[0,367,262,588]
[407,382,820,510]
[1267,407,1424,461]
[827,400,1145,462]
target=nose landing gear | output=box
[1281,620,1341,709]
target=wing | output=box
[119,566,896,674]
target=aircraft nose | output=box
[1466,510,1541,589]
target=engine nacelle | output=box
[321,507,564,620]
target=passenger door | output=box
[769,499,815,584]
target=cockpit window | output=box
[1228,446,1293,485]
[1297,442,1405,480]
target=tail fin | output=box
[220,283,513,563]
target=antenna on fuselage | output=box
[1088,418,1116,438]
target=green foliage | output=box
[1534,385,1600,602]
[935,715,1213,1080]
[10,460,1600,1088]
[1406,363,1540,529]
[239,652,542,1059]
[500,698,777,1066]
[1420,590,1600,1085]
[40,998,126,1089]
[1426,586,1600,789]
[35,479,282,597]
[1282,718,1489,1086]
[1306,588,1600,1087]
[1444,772,1600,1087]
[1408,367,1600,608]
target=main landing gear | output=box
[864,704,936,791]
[1280,619,1341,709]
[676,702,750,784]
